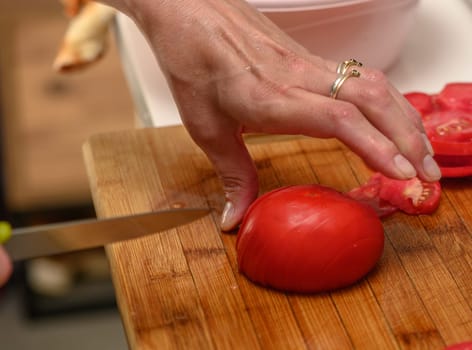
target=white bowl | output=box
[255,0,419,71]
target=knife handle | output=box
[0,222,12,244]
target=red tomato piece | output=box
[236,184,384,293]
[439,165,472,178]
[377,175,441,215]
[404,83,472,172]
[346,175,398,218]
[422,110,472,146]
[404,92,434,116]
[434,154,472,177]
[347,173,441,217]
[444,341,472,350]
[436,83,472,112]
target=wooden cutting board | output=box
[83,126,472,350]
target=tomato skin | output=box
[236,185,384,293]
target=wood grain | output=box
[83,126,472,349]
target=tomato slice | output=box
[430,140,472,156]
[347,173,441,217]
[439,165,472,178]
[434,154,472,177]
[436,83,472,112]
[377,176,441,215]
[444,341,472,350]
[404,92,434,116]
[346,175,397,218]
[423,109,472,156]
[404,83,472,169]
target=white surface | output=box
[388,0,472,93]
[116,0,472,127]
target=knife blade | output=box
[1,208,210,261]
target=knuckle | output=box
[360,83,392,108]
[330,102,358,124]
[287,55,311,74]
[364,68,388,84]
[187,123,222,149]
[407,132,428,153]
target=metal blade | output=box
[5,208,210,261]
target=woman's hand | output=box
[103,0,441,231]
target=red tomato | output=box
[405,83,472,176]
[422,110,472,150]
[377,175,441,215]
[346,174,398,218]
[347,173,441,217]
[404,92,434,116]
[436,83,472,112]
[236,185,384,293]
[434,154,472,177]
[444,341,472,350]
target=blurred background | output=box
[0,1,135,348]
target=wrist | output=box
[100,0,205,32]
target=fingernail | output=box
[423,154,442,180]
[422,133,434,155]
[394,154,417,178]
[221,201,234,231]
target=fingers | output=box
[203,133,259,231]
[332,68,441,181]
[245,85,437,182]
[0,246,13,287]
[294,59,440,182]
[182,109,259,232]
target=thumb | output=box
[202,133,259,232]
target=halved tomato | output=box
[236,184,385,293]
[346,173,441,217]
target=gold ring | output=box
[330,69,361,99]
[336,58,363,75]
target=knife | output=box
[0,208,210,261]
